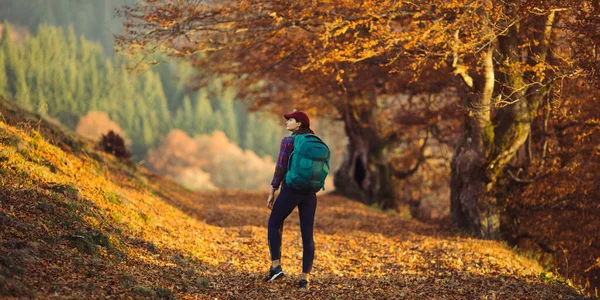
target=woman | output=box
[265,110,317,290]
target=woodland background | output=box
[0,0,346,192]
[0,0,598,296]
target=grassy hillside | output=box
[0,98,588,299]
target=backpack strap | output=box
[286,134,296,172]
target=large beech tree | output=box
[118,0,595,238]
[118,1,448,209]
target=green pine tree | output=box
[253,115,284,157]
[66,25,77,59]
[116,69,136,132]
[14,70,32,110]
[144,71,171,136]
[234,99,249,149]
[213,111,225,134]
[142,116,155,147]
[218,85,239,144]
[155,61,184,113]
[1,21,20,97]
[0,50,7,95]
[180,94,194,134]
[243,113,257,151]
[194,89,214,134]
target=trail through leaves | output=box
[0,100,588,299]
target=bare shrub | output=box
[98,131,131,160]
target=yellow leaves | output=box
[269,12,283,23]
[334,25,350,37]
[336,70,344,84]
[584,117,600,126]
[0,92,590,298]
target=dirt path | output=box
[164,188,584,299]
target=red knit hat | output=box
[284,111,310,127]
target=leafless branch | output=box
[507,169,535,183]
[452,29,474,88]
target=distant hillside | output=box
[0,98,587,298]
[0,98,228,298]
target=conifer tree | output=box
[116,69,136,132]
[0,19,286,160]
[217,84,239,143]
[213,110,225,134]
[14,70,32,110]
[155,61,183,113]
[234,100,249,148]
[1,21,19,97]
[65,25,77,58]
[0,50,7,95]
[147,71,171,136]
[178,94,194,134]
[243,113,257,151]
[194,89,214,134]
[142,116,155,147]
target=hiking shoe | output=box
[264,265,284,281]
[298,279,309,289]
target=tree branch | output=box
[507,169,535,184]
[452,29,474,88]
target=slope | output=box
[0,99,587,299]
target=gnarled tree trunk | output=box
[450,43,500,238]
[451,12,555,239]
[333,98,395,210]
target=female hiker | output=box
[264,111,330,290]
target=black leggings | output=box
[268,186,317,273]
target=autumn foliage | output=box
[75,111,132,159]
[145,129,212,188]
[75,111,128,144]
[0,98,588,298]
[146,130,275,191]
[116,1,600,295]
[505,80,600,292]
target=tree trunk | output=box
[450,44,500,238]
[333,100,395,210]
[451,12,555,239]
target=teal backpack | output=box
[285,133,331,193]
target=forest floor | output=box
[0,99,591,299]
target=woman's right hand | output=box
[267,189,276,209]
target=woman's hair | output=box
[296,125,314,134]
